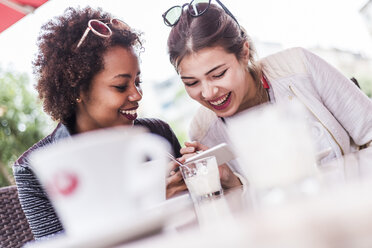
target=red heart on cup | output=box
[47,171,79,197]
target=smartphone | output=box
[185,143,236,165]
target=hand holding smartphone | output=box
[185,143,236,166]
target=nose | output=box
[128,84,142,102]
[201,81,218,100]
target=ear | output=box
[77,91,85,103]
[241,41,250,65]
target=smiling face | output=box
[178,45,259,117]
[75,46,142,133]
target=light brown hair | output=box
[167,4,261,85]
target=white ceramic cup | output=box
[30,126,169,237]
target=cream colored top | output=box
[189,47,372,180]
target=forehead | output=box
[178,46,236,75]
[102,46,139,71]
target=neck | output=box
[236,72,269,114]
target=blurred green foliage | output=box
[0,68,52,187]
[168,86,192,146]
[359,76,372,98]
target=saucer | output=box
[25,195,192,248]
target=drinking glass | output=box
[180,156,223,201]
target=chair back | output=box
[0,185,34,248]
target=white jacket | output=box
[189,47,372,176]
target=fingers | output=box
[166,171,183,186]
[177,153,197,164]
[218,164,242,189]
[169,167,179,176]
[166,171,188,199]
[167,156,191,176]
[166,183,188,199]
[180,146,196,155]
[180,141,209,156]
[184,141,199,148]
[184,141,209,151]
[167,161,177,174]
[218,164,232,182]
[177,156,186,163]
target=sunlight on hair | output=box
[186,36,194,52]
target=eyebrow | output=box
[113,71,141,79]
[181,64,225,80]
[206,64,225,75]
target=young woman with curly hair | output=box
[13,6,181,240]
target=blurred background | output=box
[1,0,371,187]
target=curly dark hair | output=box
[33,6,143,125]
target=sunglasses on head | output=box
[76,18,130,49]
[162,0,239,27]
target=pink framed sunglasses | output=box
[76,18,130,49]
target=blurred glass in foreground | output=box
[227,100,319,206]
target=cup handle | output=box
[129,133,170,166]
[125,133,170,201]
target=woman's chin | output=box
[211,106,237,118]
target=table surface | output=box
[27,147,372,248]
[120,147,372,248]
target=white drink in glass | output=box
[182,156,222,200]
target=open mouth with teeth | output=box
[119,108,138,121]
[208,92,232,110]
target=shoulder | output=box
[261,47,311,62]
[134,118,172,134]
[14,135,52,170]
[13,123,67,169]
[260,47,313,80]
[134,118,177,141]
[189,106,219,142]
[135,118,181,157]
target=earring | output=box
[76,97,82,103]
